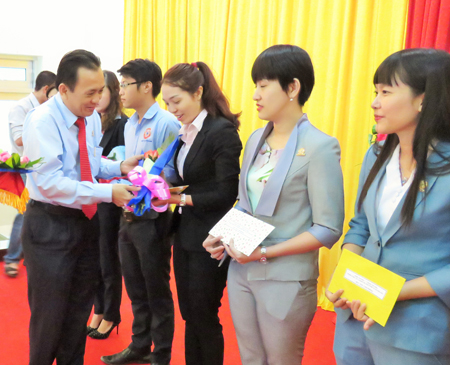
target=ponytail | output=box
[163,62,240,129]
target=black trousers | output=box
[118,211,174,365]
[93,202,122,323]
[21,201,100,365]
[173,241,230,365]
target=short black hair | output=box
[55,49,101,91]
[35,71,56,91]
[251,45,315,106]
[117,59,162,98]
[45,84,56,98]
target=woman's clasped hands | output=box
[203,235,261,264]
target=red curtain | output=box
[405,0,450,51]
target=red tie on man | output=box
[75,117,97,219]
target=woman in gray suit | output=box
[204,45,345,364]
[327,49,450,365]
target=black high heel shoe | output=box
[88,321,120,340]
[86,325,99,335]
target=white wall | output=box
[0,0,125,230]
[0,0,125,74]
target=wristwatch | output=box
[179,194,186,207]
[260,246,267,264]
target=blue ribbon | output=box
[128,136,180,216]
[0,168,32,173]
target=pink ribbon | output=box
[128,166,171,212]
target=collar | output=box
[180,109,208,135]
[29,93,40,108]
[54,93,82,129]
[129,102,161,125]
[239,114,310,216]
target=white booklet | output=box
[209,208,275,256]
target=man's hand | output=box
[112,184,141,207]
[120,154,144,175]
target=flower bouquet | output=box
[369,125,387,145]
[127,134,180,216]
[0,150,44,213]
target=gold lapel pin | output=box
[296,148,306,156]
[92,131,95,137]
[419,180,428,193]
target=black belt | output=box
[122,209,159,222]
[29,199,88,218]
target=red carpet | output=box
[0,260,337,365]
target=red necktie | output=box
[75,117,97,219]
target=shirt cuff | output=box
[98,160,123,180]
[92,183,113,203]
[308,223,341,249]
[425,266,450,308]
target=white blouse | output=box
[376,145,415,234]
[177,109,208,179]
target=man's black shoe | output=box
[100,348,151,365]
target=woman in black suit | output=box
[158,62,242,365]
[87,70,127,339]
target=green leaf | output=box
[23,157,45,169]
[143,158,155,173]
[11,153,21,168]
[159,133,175,152]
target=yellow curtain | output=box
[124,0,409,310]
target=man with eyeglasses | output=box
[101,59,180,365]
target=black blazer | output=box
[172,114,242,252]
[100,114,128,156]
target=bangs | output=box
[251,54,278,84]
[373,53,409,87]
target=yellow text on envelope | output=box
[328,249,406,327]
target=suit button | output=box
[377,242,381,247]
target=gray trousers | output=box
[227,260,317,365]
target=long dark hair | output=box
[101,70,123,132]
[358,48,450,225]
[162,62,240,129]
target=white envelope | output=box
[209,208,275,256]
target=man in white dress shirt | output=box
[22,49,141,365]
[4,71,56,278]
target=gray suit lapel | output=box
[254,116,310,217]
[365,159,388,243]
[380,152,440,245]
[238,124,272,213]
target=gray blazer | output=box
[236,115,345,281]
[337,142,450,355]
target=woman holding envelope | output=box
[157,62,242,365]
[327,49,450,365]
[203,45,345,364]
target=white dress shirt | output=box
[9,92,40,155]
[23,93,122,208]
[376,145,415,234]
[177,109,208,179]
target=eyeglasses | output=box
[120,81,145,88]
